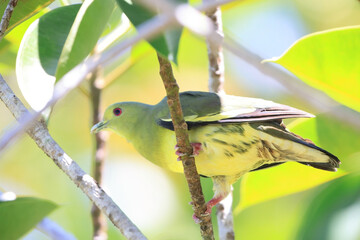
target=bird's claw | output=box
[192,211,211,224]
[175,143,202,161]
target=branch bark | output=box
[0,75,147,240]
[204,2,234,239]
[157,54,214,240]
[205,4,225,94]
[90,69,108,240]
[0,0,18,39]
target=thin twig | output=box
[0,75,147,240]
[0,0,18,40]
[203,2,234,239]
[90,69,108,240]
[157,54,214,240]
[204,3,225,94]
[36,218,77,240]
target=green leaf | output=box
[265,26,360,112]
[115,0,186,64]
[297,173,360,240]
[16,4,81,111]
[0,0,54,34]
[55,0,116,80]
[0,197,57,240]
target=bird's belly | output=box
[156,123,279,176]
[189,123,265,177]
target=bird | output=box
[91,91,340,220]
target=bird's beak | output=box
[91,121,109,134]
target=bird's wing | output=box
[156,91,314,130]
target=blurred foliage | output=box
[266,26,360,112]
[0,197,57,240]
[0,0,359,239]
[297,173,360,240]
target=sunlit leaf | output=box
[0,197,57,240]
[0,0,53,34]
[16,4,81,111]
[56,0,115,80]
[101,3,124,37]
[297,173,360,240]
[265,26,360,112]
[115,0,187,64]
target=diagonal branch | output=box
[0,75,147,240]
[157,54,214,240]
[0,0,18,40]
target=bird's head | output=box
[91,102,148,138]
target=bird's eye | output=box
[113,107,122,116]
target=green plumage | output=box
[92,91,340,213]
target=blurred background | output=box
[0,0,360,239]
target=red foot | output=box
[192,195,225,224]
[175,143,202,161]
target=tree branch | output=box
[0,0,18,40]
[203,2,234,239]
[157,54,214,240]
[205,3,225,94]
[90,69,108,240]
[36,218,77,240]
[0,75,147,240]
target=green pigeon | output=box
[91,91,340,218]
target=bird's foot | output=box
[191,195,224,224]
[175,142,202,161]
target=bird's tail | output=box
[250,122,340,172]
[292,137,340,171]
